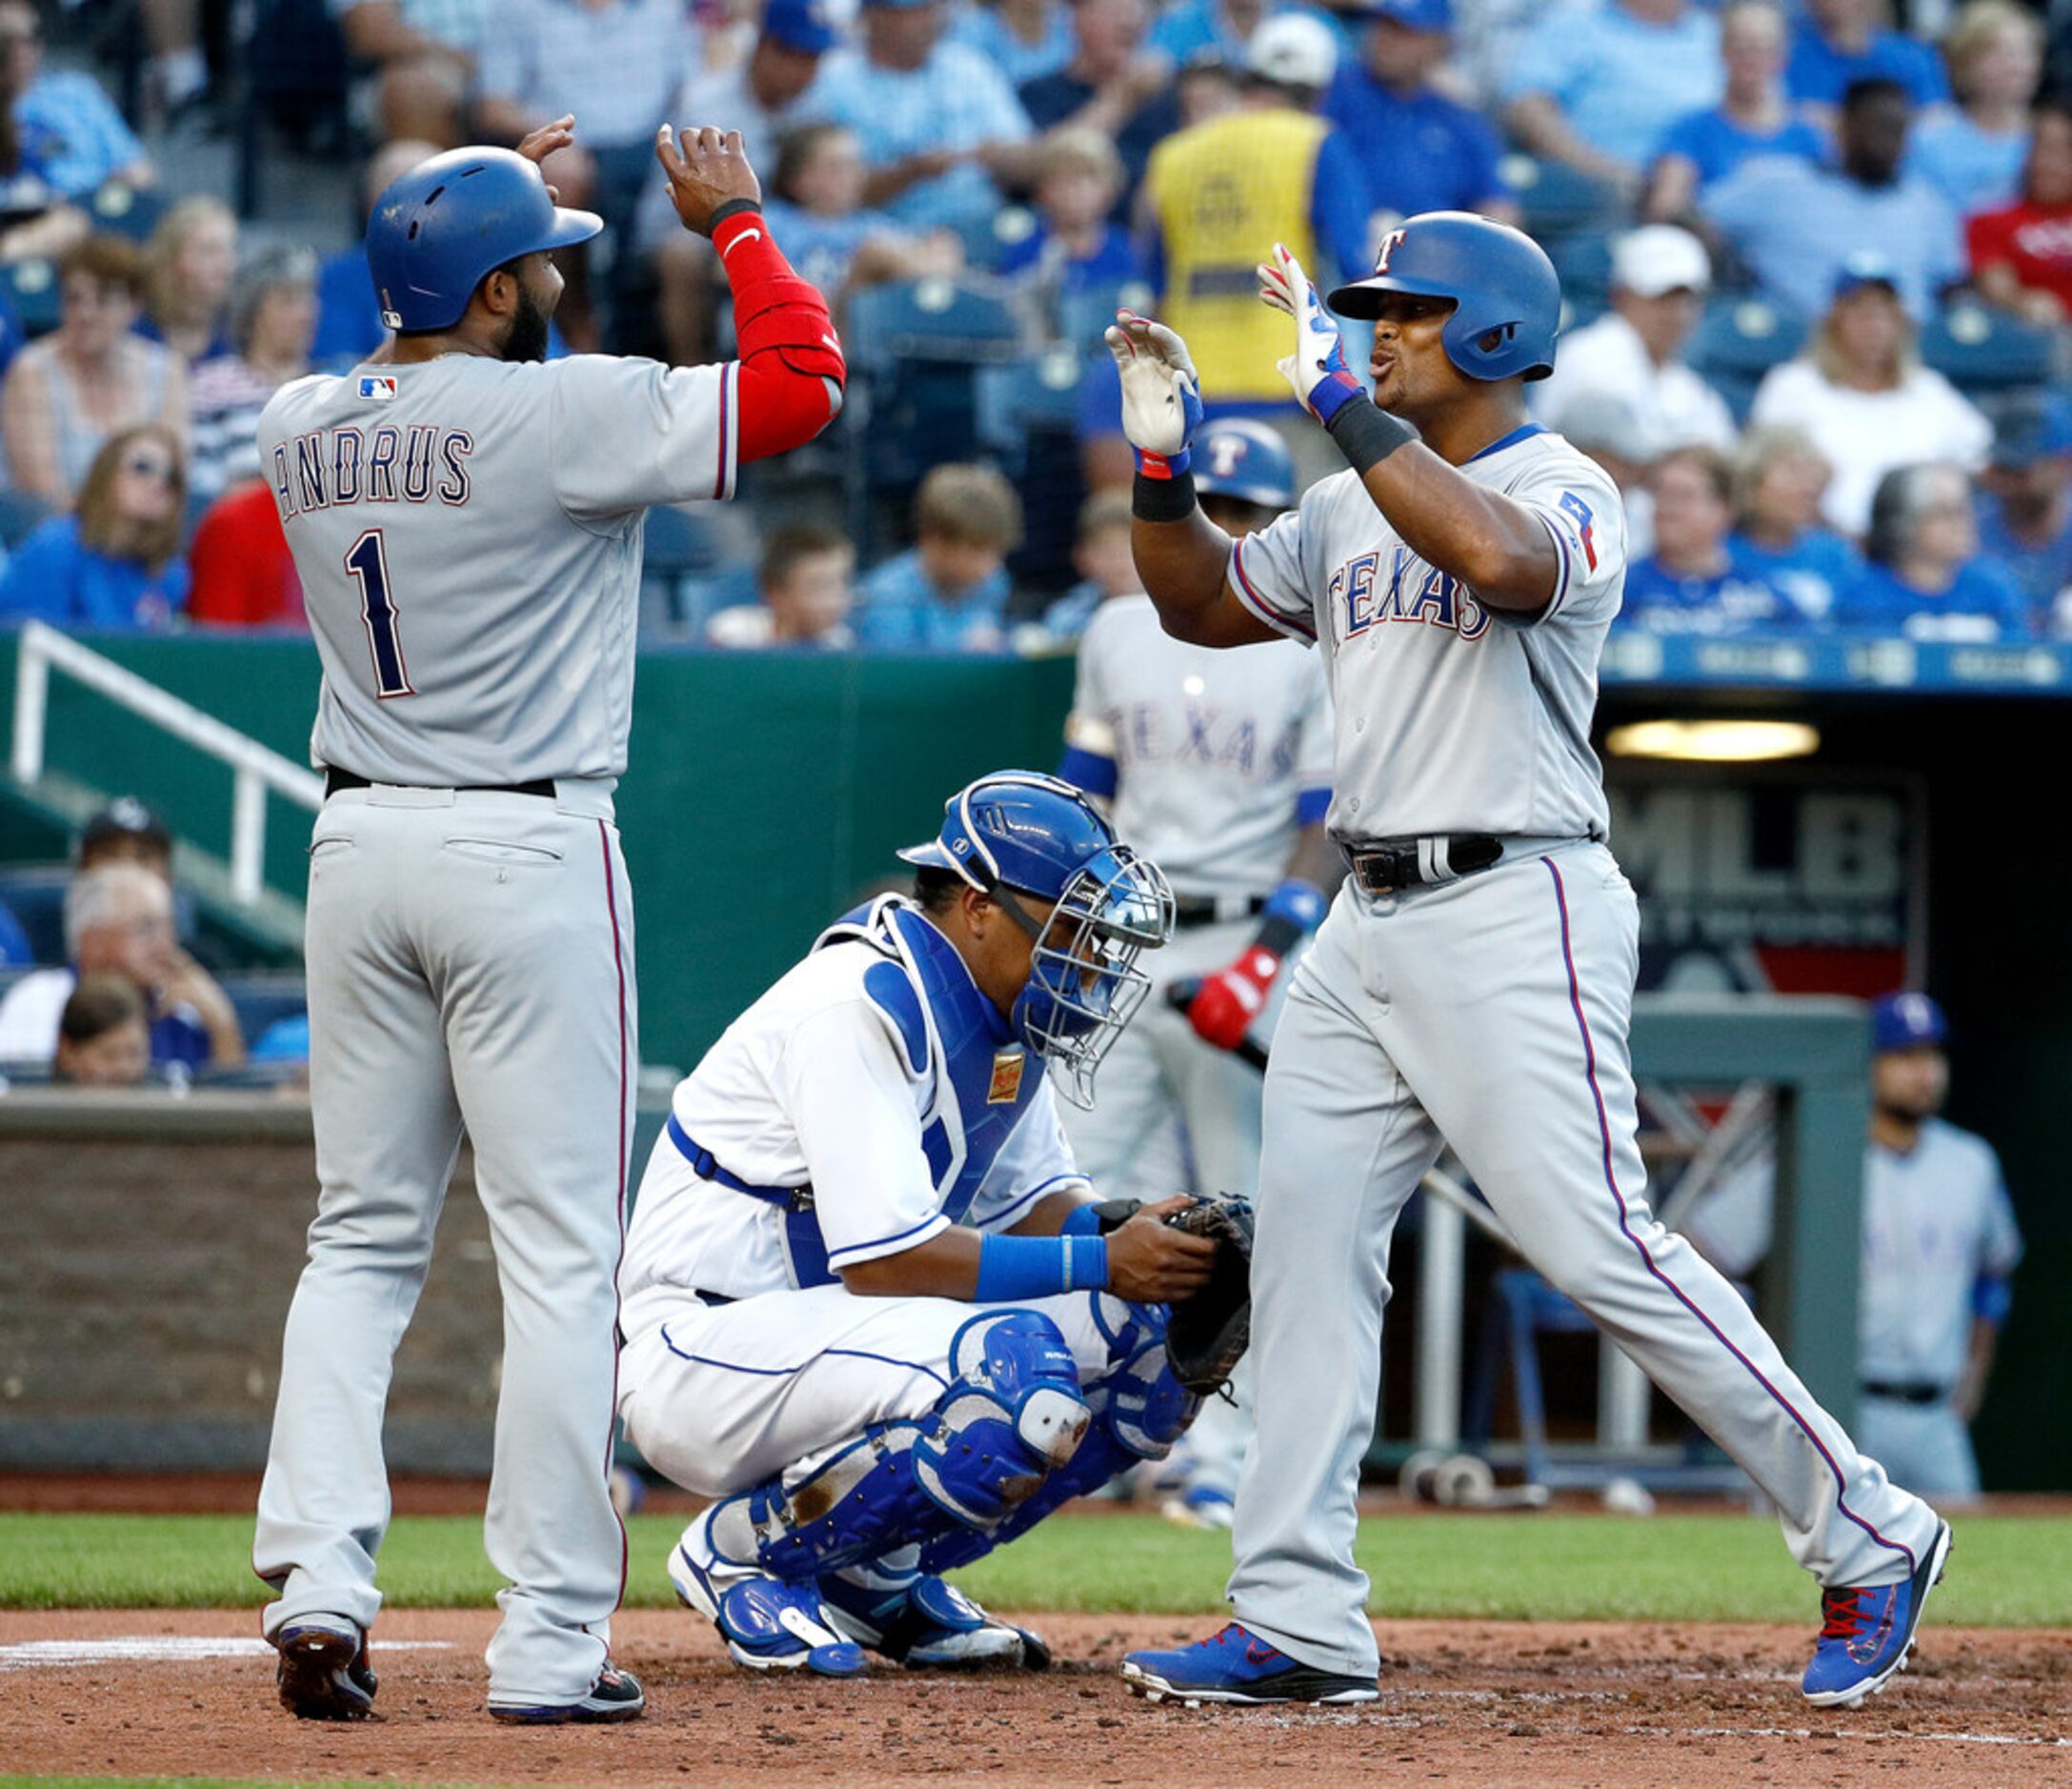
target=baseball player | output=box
[615,772,1218,1675]
[1687,994,2023,1501]
[1102,211,1950,1710]
[251,118,845,1724]
[1058,415,1337,1527]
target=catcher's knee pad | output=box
[712,1310,1090,1583]
[1086,1297,1200,1459]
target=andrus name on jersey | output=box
[270,425,474,523]
[1330,548,1492,644]
[1121,701,1303,781]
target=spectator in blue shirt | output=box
[999,126,1145,347]
[1703,78,1963,324]
[1324,0,1515,224]
[1839,460,2031,640]
[1646,0,1824,224]
[1,1,153,201]
[0,424,189,630]
[1623,444,1809,633]
[1909,1,2041,219]
[954,0,1076,87]
[1018,0,1183,215]
[856,461,1022,650]
[1786,0,1950,112]
[1975,393,2072,626]
[814,0,1037,234]
[1726,424,1862,625]
[1501,0,1723,197]
[0,893,30,965]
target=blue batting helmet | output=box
[1193,418,1296,510]
[365,147,601,333]
[899,772,1174,1107]
[1327,210,1561,382]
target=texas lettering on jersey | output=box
[1118,700,1305,782]
[1329,546,1493,643]
[271,424,474,522]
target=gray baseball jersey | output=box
[1224,424,1623,842]
[259,354,737,785]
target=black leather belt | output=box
[324,767,557,800]
[1861,1380,1946,1406]
[1171,893,1269,929]
[1345,834,1502,896]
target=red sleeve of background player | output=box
[711,204,847,465]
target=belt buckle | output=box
[1357,851,1407,897]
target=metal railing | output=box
[9,621,323,904]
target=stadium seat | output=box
[639,505,728,637]
[841,276,1025,376]
[1501,153,1620,239]
[983,347,1088,596]
[1921,300,2058,396]
[0,488,50,549]
[218,972,309,1045]
[1464,1267,1599,1487]
[88,179,167,243]
[3,258,61,338]
[1685,296,1807,422]
[0,866,69,964]
[1546,230,1614,314]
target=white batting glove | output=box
[1104,309,1205,475]
[1257,243,1363,428]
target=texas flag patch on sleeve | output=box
[357,374,398,401]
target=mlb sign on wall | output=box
[1607,774,1924,998]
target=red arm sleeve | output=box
[711,206,847,466]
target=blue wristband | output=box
[975,1233,1109,1300]
[1264,877,1328,933]
[1060,1201,1105,1236]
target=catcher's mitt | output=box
[1162,1194,1255,1396]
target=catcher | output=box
[614,771,1256,1676]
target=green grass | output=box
[3,1509,2065,1627]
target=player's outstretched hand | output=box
[1104,1193,1218,1302]
[1104,308,1203,463]
[1257,242,1362,428]
[516,113,576,172]
[656,123,762,237]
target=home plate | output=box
[0,1637,453,1670]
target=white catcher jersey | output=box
[1065,594,1333,898]
[259,354,740,787]
[1226,423,1626,843]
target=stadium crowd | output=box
[0,0,2068,649]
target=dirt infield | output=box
[2,1608,2063,1787]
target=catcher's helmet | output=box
[365,147,601,333]
[898,772,1174,1107]
[1193,418,1296,511]
[1328,210,1560,382]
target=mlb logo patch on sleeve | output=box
[358,375,398,401]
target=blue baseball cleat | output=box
[1121,1622,1378,1705]
[820,1571,1049,1670]
[669,1510,867,1678]
[1802,1518,1953,1708]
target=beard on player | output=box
[501,281,554,364]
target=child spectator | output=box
[52,973,150,1086]
[0,1,154,202]
[1748,257,1991,537]
[1785,0,1948,111]
[1908,0,2041,219]
[1018,0,1180,216]
[855,462,1022,650]
[954,0,1075,89]
[188,478,303,628]
[137,195,236,366]
[706,524,858,649]
[0,424,188,627]
[187,246,318,504]
[1,237,186,508]
[1839,460,2030,640]
[1974,395,2072,626]
[1622,445,1804,633]
[1040,486,1137,636]
[1000,127,1143,346]
[761,123,964,309]
[1646,0,1823,223]
[1966,100,2072,328]
[1726,424,1862,624]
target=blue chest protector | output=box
[777,897,1049,1288]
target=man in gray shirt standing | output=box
[251,117,845,1724]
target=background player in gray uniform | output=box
[251,119,845,1724]
[1101,212,1949,1713]
[1058,417,1336,1527]
[1688,993,2023,1500]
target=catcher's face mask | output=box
[995,844,1175,1110]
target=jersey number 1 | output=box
[346,529,416,698]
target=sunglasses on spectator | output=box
[122,453,175,483]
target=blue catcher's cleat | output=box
[1121,1621,1378,1706]
[669,1510,867,1678]
[820,1569,1051,1670]
[1802,1518,1952,1708]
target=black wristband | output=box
[1326,396,1418,476]
[1133,469,1198,522]
[1253,912,1306,958]
[707,197,764,233]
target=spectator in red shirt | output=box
[1967,99,2072,326]
[187,479,303,628]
